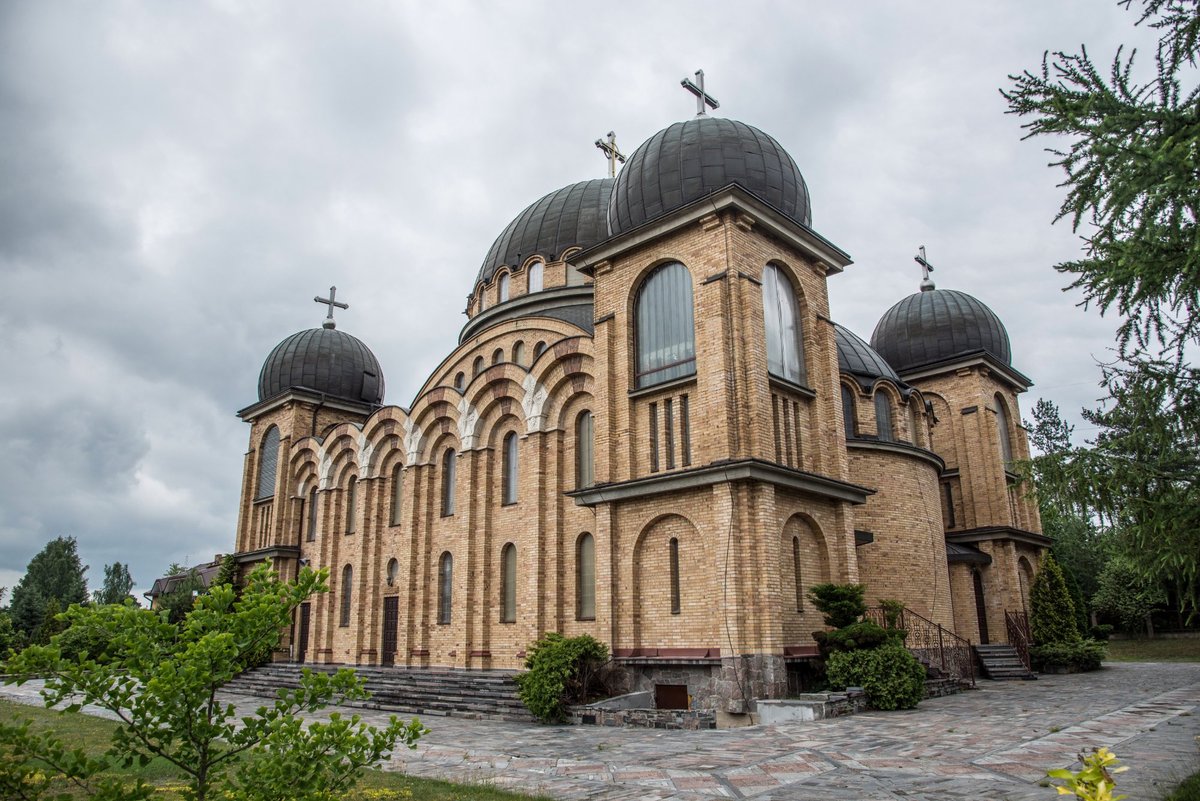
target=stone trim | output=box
[238,389,379,422]
[895,351,1033,391]
[947,526,1052,548]
[846,438,946,471]
[459,285,595,341]
[566,458,873,507]
[234,546,300,564]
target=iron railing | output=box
[864,605,975,687]
[1005,610,1032,672]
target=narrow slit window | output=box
[345,476,357,534]
[669,537,681,615]
[500,543,517,622]
[680,394,691,467]
[441,448,456,516]
[340,564,353,627]
[649,402,659,472]
[438,552,453,624]
[576,533,595,620]
[390,465,403,526]
[575,411,594,489]
[502,431,518,505]
[664,398,675,469]
[306,488,318,542]
[792,536,803,612]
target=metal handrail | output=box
[1005,610,1032,672]
[864,605,976,687]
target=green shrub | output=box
[514,633,609,723]
[807,583,866,629]
[1089,624,1114,642]
[813,620,898,655]
[1047,746,1126,801]
[825,643,926,711]
[52,610,115,663]
[1030,553,1081,645]
[1031,639,1107,672]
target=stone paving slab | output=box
[3,662,1198,801]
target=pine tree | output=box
[1029,553,1081,646]
[94,562,135,605]
[9,537,89,637]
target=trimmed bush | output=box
[1030,639,1107,672]
[514,633,609,723]
[826,643,926,710]
[807,583,867,629]
[1030,553,1080,645]
[1089,624,1114,642]
[813,620,896,654]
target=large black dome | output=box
[258,327,385,404]
[608,117,811,236]
[477,178,614,287]
[871,289,1011,374]
[834,323,902,386]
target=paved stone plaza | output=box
[4,662,1198,800]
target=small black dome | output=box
[258,327,385,404]
[478,178,614,287]
[834,323,902,385]
[608,117,811,236]
[871,289,1011,374]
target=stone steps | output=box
[221,663,534,722]
[974,645,1037,680]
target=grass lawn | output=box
[1103,637,1200,662]
[0,698,545,800]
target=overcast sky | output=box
[0,2,1160,600]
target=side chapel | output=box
[231,85,1048,710]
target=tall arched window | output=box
[513,341,526,366]
[454,371,465,390]
[390,464,403,526]
[500,543,517,622]
[479,287,488,312]
[576,533,595,620]
[669,537,681,615]
[501,432,518,505]
[906,402,918,444]
[762,264,806,384]
[528,261,543,292]
[875,391,894,442]
[438,552,453,624]
[792,536,803,612]
[472,356,484,376]
[344,476,357,534]
[635,262,695,388]
[340,564,352,627]
[841,384,857,438]
[441,448,456,516]
[492,347,504,365]
[995,395,1014,466]
[306,487,318,541]
[255,426,280,500]
[386,557,398,586]
[499,273,510,302]
[533,341,547,359]
[575,411,594,488]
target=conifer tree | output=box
[9,537,88,637]
[1030,553,1081,646]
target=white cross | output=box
[681,69,720,117]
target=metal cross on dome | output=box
[914,246,937,292]
[314,286,349,329]
[681,69,720,117]
[595,131,626,178]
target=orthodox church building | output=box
[231,98,1047,710]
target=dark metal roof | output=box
[946,542,992,565]
[834,322,902,384]
[258,327,385,404]
[478,178,615,287]
[870,289,1011,375]
[608,117,811,236]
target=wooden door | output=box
[972,570,989,645]
[381,597,399,667]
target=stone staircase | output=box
[221,663,534,722]
[974,644,1037,681]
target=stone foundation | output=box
[613,653,789,712]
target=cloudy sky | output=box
[0,1,1159,599]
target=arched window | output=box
[345,476,357,534]
[472,356,484,376]
[306,487,318,541]
[386,557,399,586]
[340,564,352,627]
[438,552,453,624]
[906,402,918,444]
[792,536,803,612]
[635,262,695,388]
[498,273,510,302]
[576,533,595,620]
[255,426,280,500]
[669,537,681,615]
[501,431,518,505]
[441,448,456,516]
[575,411,594,489]
[500,543,517,622]
[389,464,403,526]
[533,341,547,359]
[995,395,1014,466]
[492,347,504,365]
[528,261,543,293]
[454,371,465,390]
[513,341,526,366]
[841,384,857,438]
[762,264,806,384]
[875,391,894,442]
[479,287,487,312]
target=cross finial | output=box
[681,69,720,117]
[314,286,349,329]
[595,131,626,178]
[914,247,936,292]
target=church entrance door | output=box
[297,602,311,663]
[381,597,398,667]
[972,570,989,644]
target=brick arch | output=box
[631,513,717,651]
[780,513,830,644]
[406,399,461,465]
[287,441,321,496]
[1017,555,1035,613]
